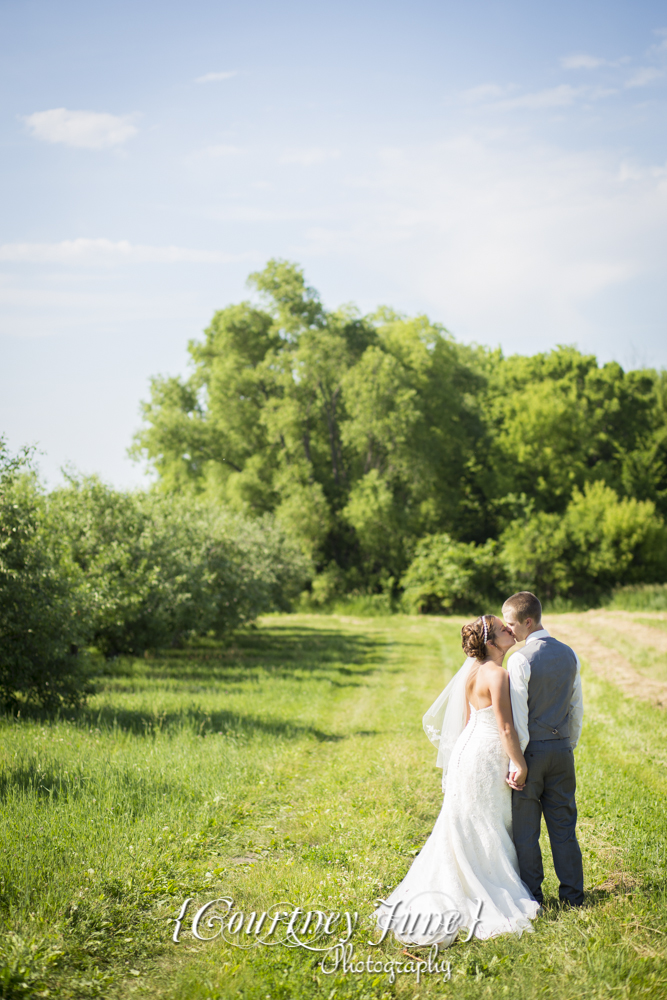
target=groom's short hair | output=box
[503,591,542,624]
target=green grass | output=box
[606,584,667,612]
[584,628,667,686]
[1,613,667,998]
[635,617,667,634]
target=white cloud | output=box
[616,159,667,182]
[0,239,248,265]
[460,83,514,103]
[625,67,664,88]
[187,144,243,162]
[457,81,622,114]
[208,205,320,222]
[650,28,667,53]
[195,71,237,83]
[294,134,667,353]
[458,83,582,112]
[494,84,580,111]
[23,108,138,149]
[279,147,341,166]
[561,53,607,70]
[561,53,631,70]
[586,87,618,100]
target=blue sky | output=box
[2,0,667,486]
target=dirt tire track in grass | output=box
[581,610,667,655]
[545,613,667,708]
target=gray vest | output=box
[522,637,577,742]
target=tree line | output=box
[134,259,667,611]
[3,259,666,706]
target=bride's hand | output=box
[507,765,528,790]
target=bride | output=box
[376,615,541,945]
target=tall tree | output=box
[479,346,663,519]
[133,261,485,591]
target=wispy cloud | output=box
[23,109,138,149]
[561,53,607,70]
[188,144,243,161]
[195,71,237,83]
[650,28,667,53]
[295,134,667,355]
[586,87,618,101]
[458,83,586,112]
[207,205,320,223]
[460,83,515,104]
[625,67,664,88]
[495,84,580,111]
[0,239,246,265]
[279,147,341,166]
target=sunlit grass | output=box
[1,613,666,998]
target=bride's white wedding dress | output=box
[376,703,540,945]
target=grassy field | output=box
[1,611,667,999]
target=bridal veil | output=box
[422,658,474,788]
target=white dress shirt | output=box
[507,628,583,773]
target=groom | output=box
[502,591,585,908]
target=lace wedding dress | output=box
[376,702,540,945]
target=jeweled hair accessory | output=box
[481,615,488,644]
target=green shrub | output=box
[0,446,90,709]
[1,448,310,705]
[49,477,310,656]
[400,533,505,614]
[501,481,667,602]
[397,483,667,616]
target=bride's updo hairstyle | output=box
[461,615,497,661]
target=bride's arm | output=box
[488,669,528,786]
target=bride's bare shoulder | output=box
[481,659,505,673]
[482,662,509,687]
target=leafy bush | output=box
[0,446,90,709]
[501,481,667,602]
[400,533,506,614]
[0,447,310,706]
[398,483,667,614]
[49,477,310,656]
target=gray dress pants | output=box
[511,740,584,906]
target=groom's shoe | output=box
[557,888,585,909]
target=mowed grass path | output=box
[1,613,667,999]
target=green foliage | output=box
[400,482,667,612]
[482,346,667,518]
[133,260,485,592]
[0,440,309,705]
[0,931,62,998]
[49,476,310,656]
[0,444,90,709]
[501,481,667,601]
[400,533,504,614]
[133,261,667,608]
